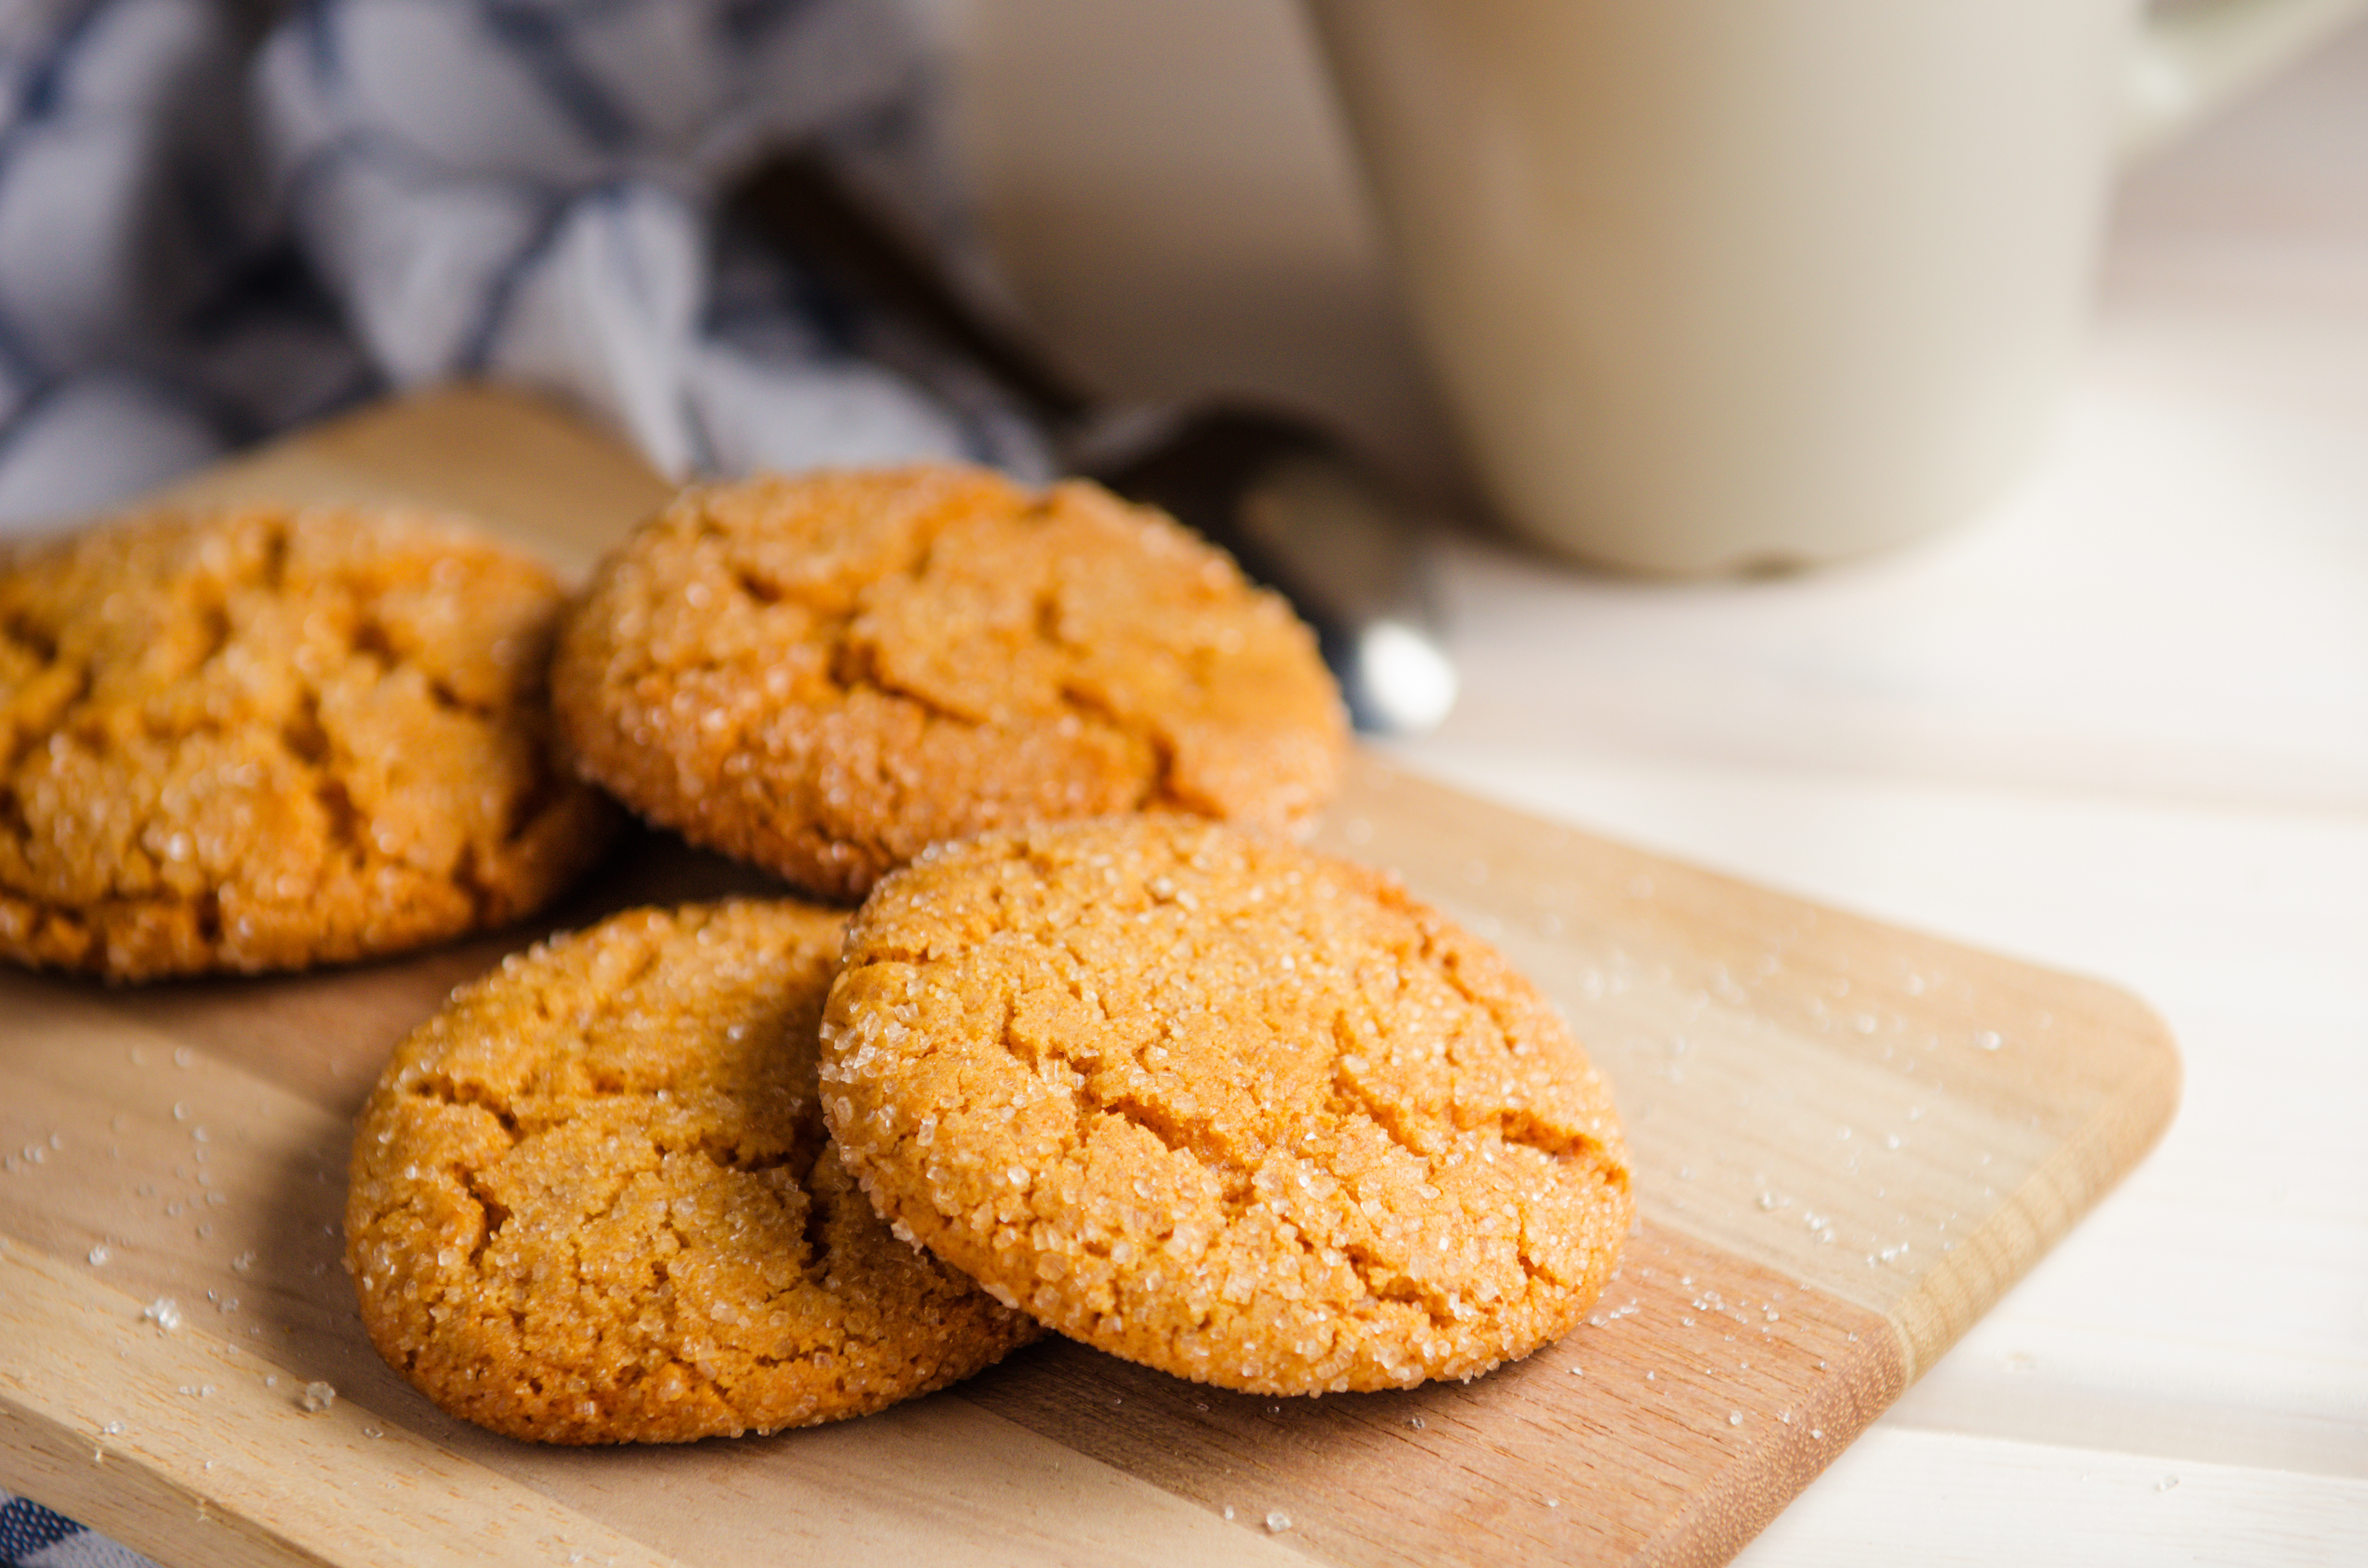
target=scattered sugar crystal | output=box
[88,1246,110,1266]
[1265,1513,1292,1533]
[1223,1507,1234,1521]
[1729,1411,1743,1426]
[144,1298,182,1332]
[301,1381,336,1413]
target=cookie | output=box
[0,504,614,980]
[820,817,1632,1396]
[345,899,1041,1445]
[550,466,1346,901]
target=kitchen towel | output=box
[0,1492,159,1568]
[0,0,1047,537]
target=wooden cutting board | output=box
[0,385,2180,1568]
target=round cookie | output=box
[0,505,614,980]
[550,465,1346,902]
[821,817,1633,1396]
[346,899,1041,1445]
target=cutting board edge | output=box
[1882,997,2182,1381]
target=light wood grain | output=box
[0,1239,689,1568]
[144,383,674,580]
[0,386,2181,1567]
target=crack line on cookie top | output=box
[793,1166,839,1293]
[1338,1241,1458,1328]
[407,1073,525,1142]
[0,603,61,663]
[1326,1011,1439,1167]
[458,1164,512,1269]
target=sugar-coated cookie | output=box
[550,466,1346,902]
[0,505,614,980]
[821,817,1632,1396]
[346,899,1041,1444]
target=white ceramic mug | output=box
[1303,0,2368,575]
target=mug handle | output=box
[2124,0,2368,157]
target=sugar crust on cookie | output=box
[0,504,613,980]
[821,817,1632,1396]
[550,466,1346,902]
[345,899,1041,1445]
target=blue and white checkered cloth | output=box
[0,1492,161,1568]
[0,0,1048,539]
[0,0,1039,1557]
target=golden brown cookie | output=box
[821,817,1632,1396]
[0,504,614,980]
[346,899,1041,1445]
[550,466,1346,902]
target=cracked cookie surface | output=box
[550,466,1346,902]
[0,505,614,980]
[346,899,1041,1444]
[821,817,1633,1396]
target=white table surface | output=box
[937,7,2368,1562]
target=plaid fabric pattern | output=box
[0,1494,163,1568]
[0,0,1044,538]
